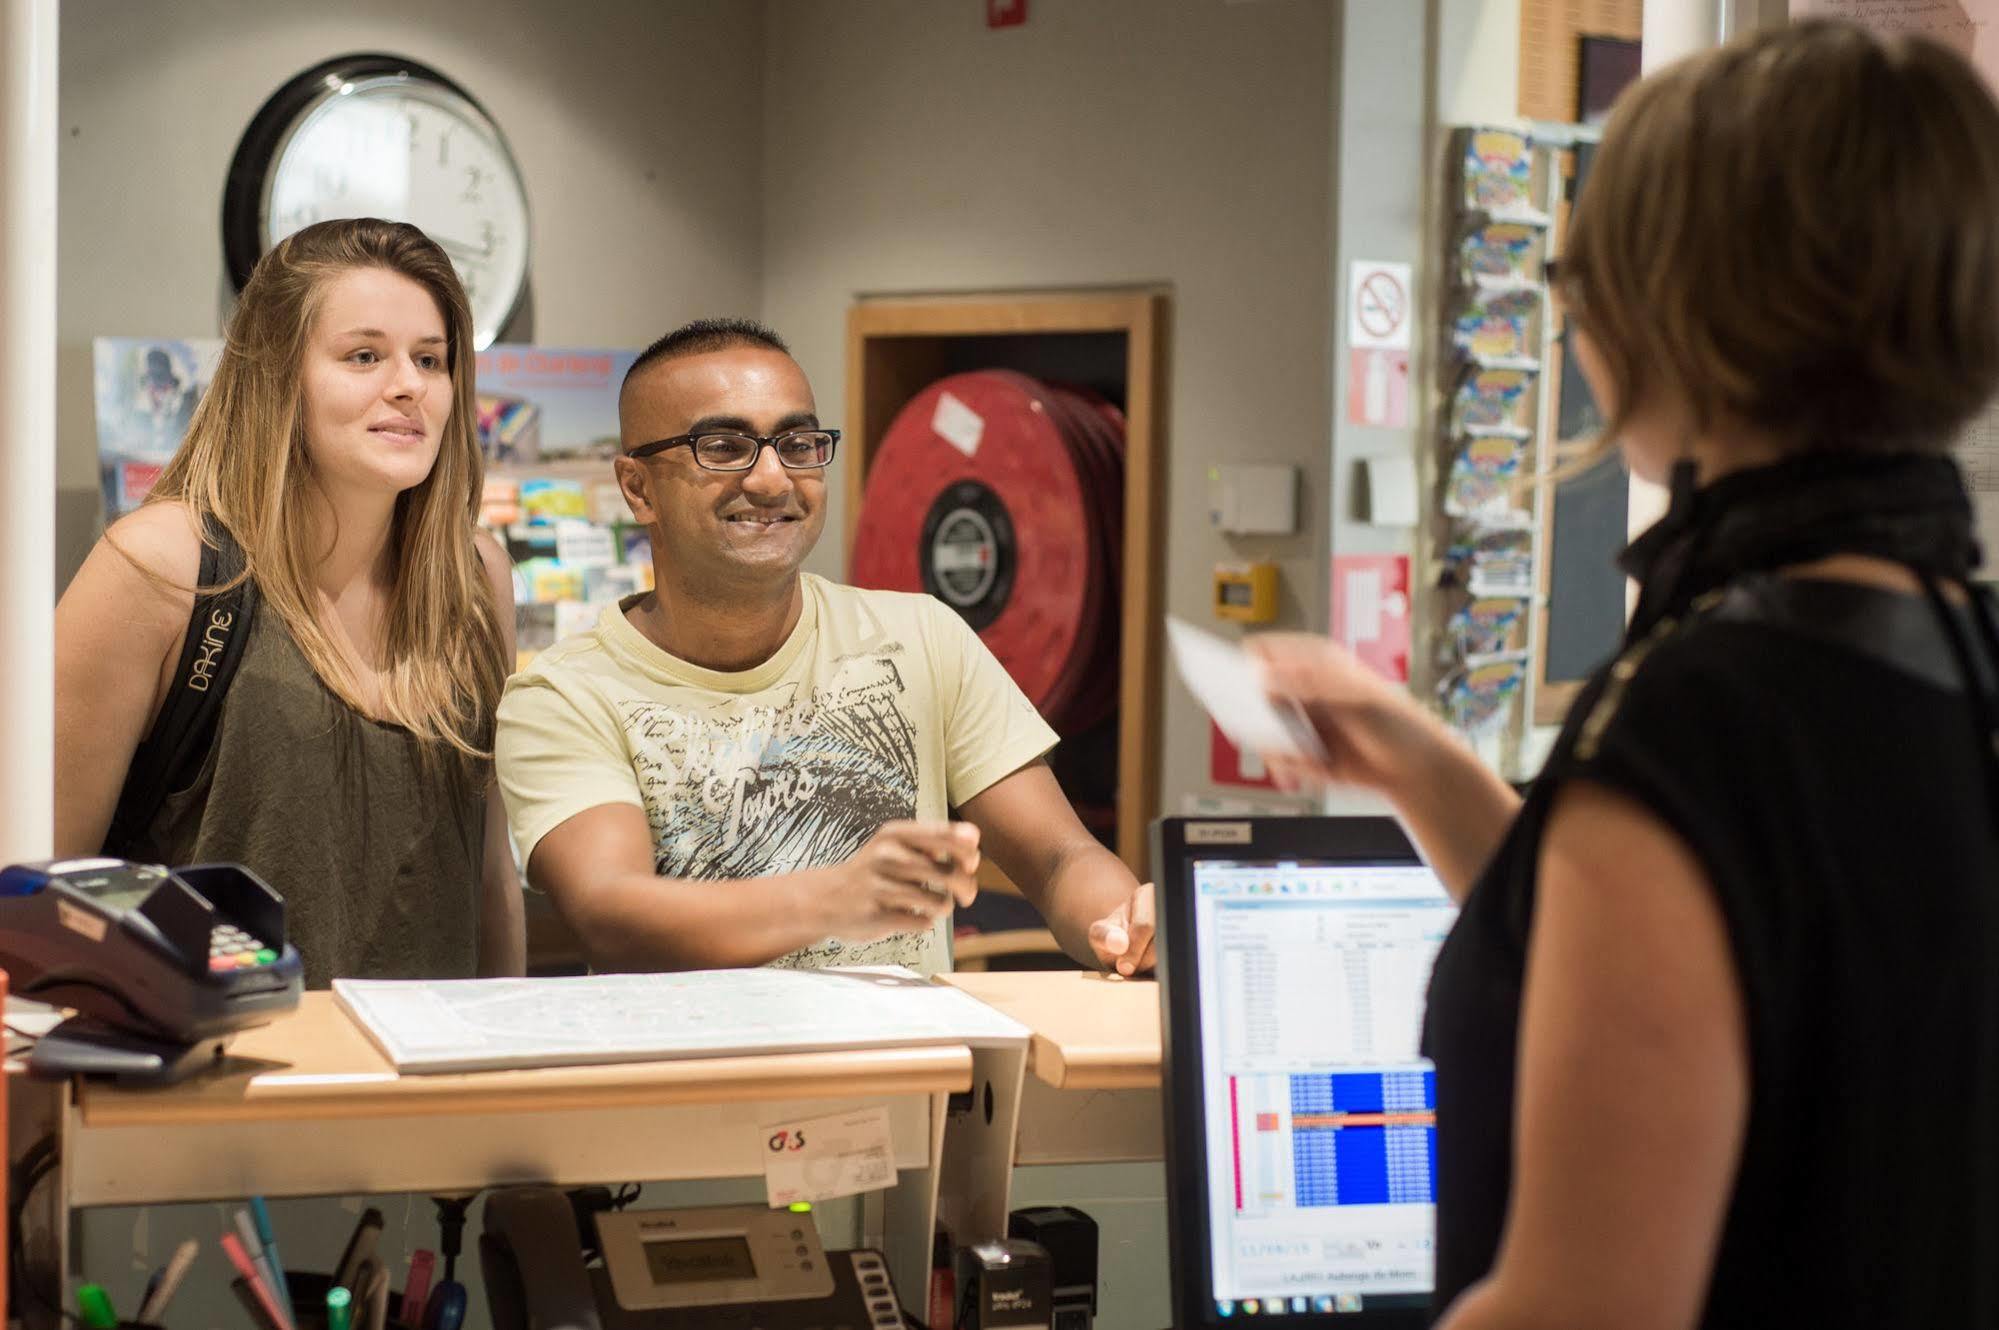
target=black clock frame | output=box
[220,52,501,294]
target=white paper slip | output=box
[333,966,1029,1074]
[762,1106,897,1208]
[1165,616,1328,762]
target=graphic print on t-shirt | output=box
[620,646,925,967]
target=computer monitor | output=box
[1155,816,1457,1328]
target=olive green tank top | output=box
[129,609,488,988]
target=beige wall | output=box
[760,0,1339,819]
[58,0,1340,819]
[56,0,766,583]
[1440,0,1525,125]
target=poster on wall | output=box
[474,345,640,463]
[1791,0,1999,88]
[93,337,225,517]
[1331,553,1412,683]
[1210,721,1278,789]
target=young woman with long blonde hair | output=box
[55,218,524,984]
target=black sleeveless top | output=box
[124,609,488,988]
[1422,456,1999,1326]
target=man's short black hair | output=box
[622,318,791,395]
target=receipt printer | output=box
[1008,1208,1096,1330]
[481,1186,904,1330]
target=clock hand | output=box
[429,234,495,262]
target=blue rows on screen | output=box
[1288,1069,1436,1208]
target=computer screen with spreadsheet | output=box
[1187,853,1455,1319]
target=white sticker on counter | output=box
[762,1105,896,1208]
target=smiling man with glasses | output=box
[495,318,1152,977]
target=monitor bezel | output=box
[1155,815,1436,1330]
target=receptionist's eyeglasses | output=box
[625,429,840,472]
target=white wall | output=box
[760,0,1339,819]
[1437,0,1524,126]
[56,0,766,585]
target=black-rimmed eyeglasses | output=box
[625,428,840,472]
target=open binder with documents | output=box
[333,966,1029,1074]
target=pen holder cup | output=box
[283,1272,411,1330]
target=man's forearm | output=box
[566,870,832,972]
[1031,842,1137,966]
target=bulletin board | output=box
[1790,0,1999,88]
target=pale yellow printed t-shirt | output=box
[495,575,1059,974]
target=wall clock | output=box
[223,53,531,349]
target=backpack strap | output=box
[103,514,259,857]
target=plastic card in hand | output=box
[332,967,1028,1074]
[1166,617,1328,764]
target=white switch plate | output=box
[1210,463,1298,534]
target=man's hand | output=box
[1086,881,1155,976]
[810,820,981,944]
[526,808,982,973]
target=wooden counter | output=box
[14,991,976,1233]
[78,991,973,1126]
[941,971,1161,1090]
[941,971,1165,1165]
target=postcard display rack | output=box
[1435,127,1566,775]
[482,460,653,669]
[468,347,649,669]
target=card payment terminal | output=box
[0,858,303,1082]
[481,1187,905,1330]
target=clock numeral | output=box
[437,129,452,169]
[462,164,486,205]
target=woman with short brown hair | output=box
[1257,20,1999,1327]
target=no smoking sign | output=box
[1346,259,1412,428]
[1347,260,1412,351]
